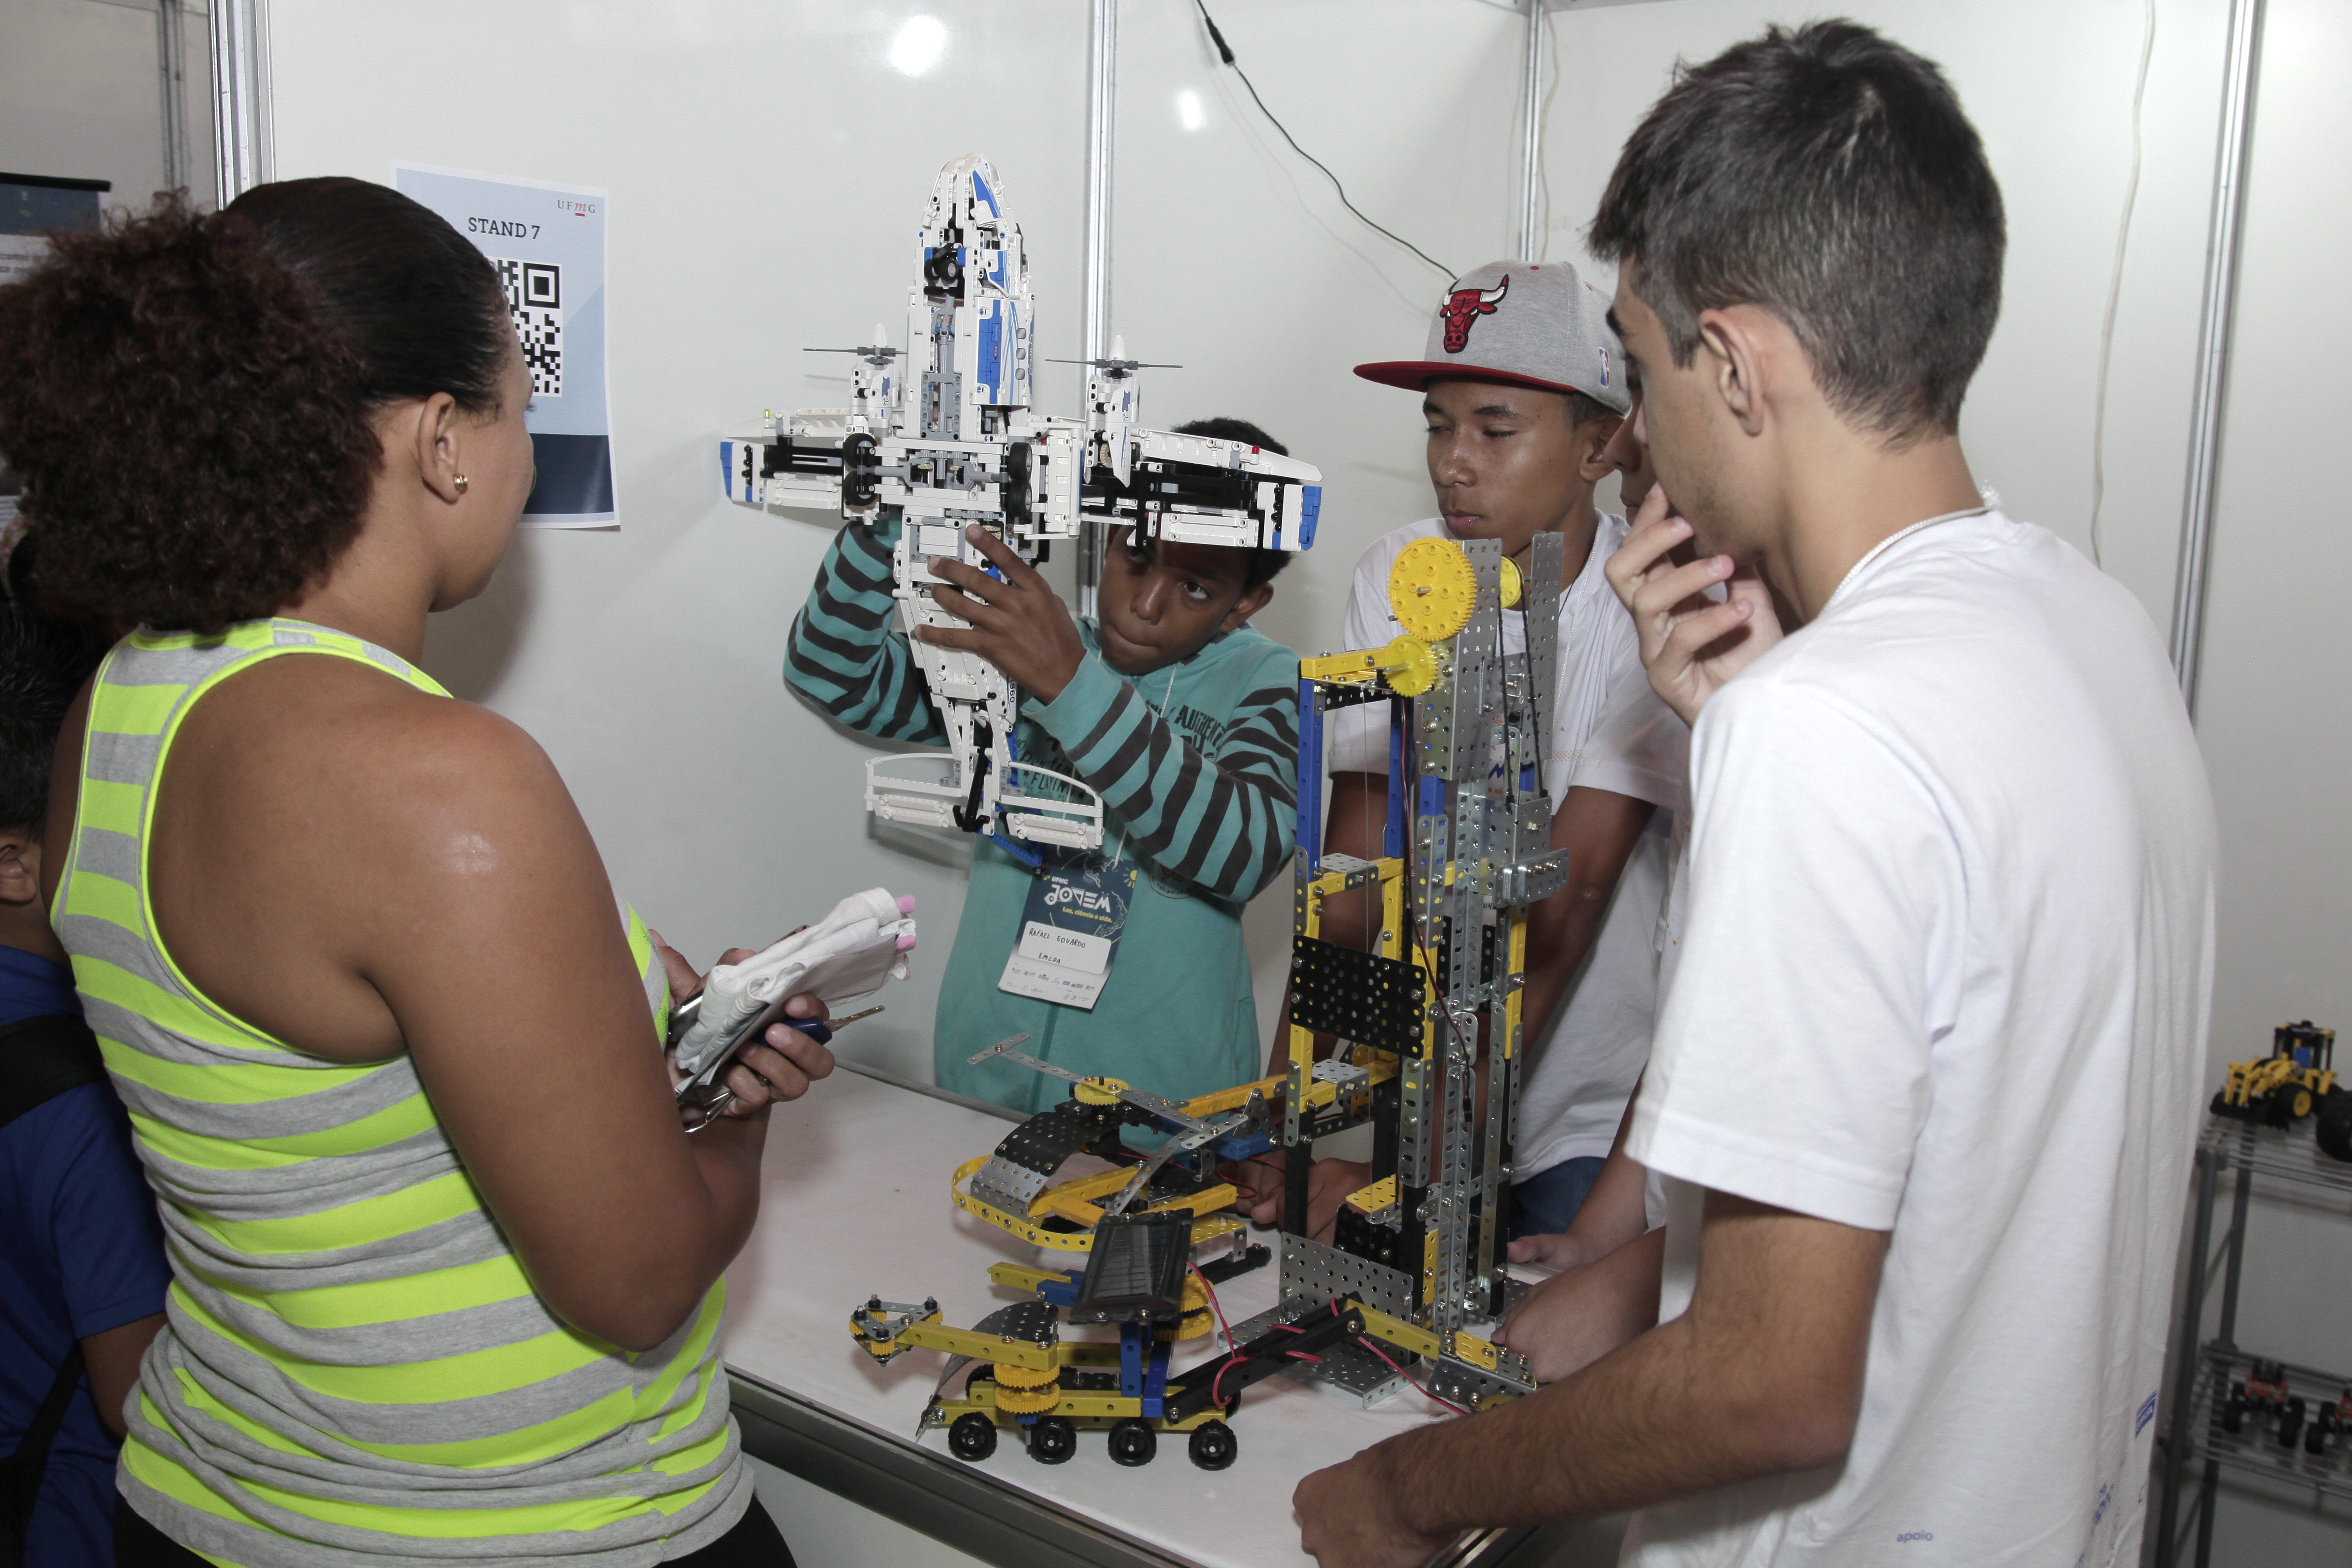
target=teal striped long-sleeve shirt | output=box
[785,518,1301,1110]
[784,519,1299,904]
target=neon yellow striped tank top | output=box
[55,620,749,1567]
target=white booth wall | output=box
[1540,0,2230,639]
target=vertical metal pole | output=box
[209,0,269,202]
[1517,0,1545,261]
[2157,1144,2218,1566]
[155,0,191,195]
[2168,0,2266,713]
[2215,1132,2253,1346]
[1077,0,1118,619]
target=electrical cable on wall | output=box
[1193,0,1456,283]
[1535,10,1563,263]
[2089,0,2157,569]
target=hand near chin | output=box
[915,525,1087,701]
[1605,486,1785,725]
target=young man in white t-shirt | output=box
[1292,21,2215,1568]
[1261,256,1679,1243]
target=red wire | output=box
[1188,1263,1249,1410]
[1354,1334,1471,1417]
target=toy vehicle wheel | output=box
[2222,1394,2245,1435]
[2306,1420,2328,1457]
[948,1412,998,1462]
[963,1362,994,1390]
[1188,1419,1238,1471]
[2316,1089,2352,1162]
[1028,1416,1077,1465]
[1107,1418,1157,1467]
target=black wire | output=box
[1193,0,1456,284]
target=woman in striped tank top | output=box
[0,182,831,1566]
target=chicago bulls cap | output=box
[1354,259,1630,415]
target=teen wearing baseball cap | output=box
[1264,258,1683,1243]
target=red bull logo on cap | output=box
[1439,275,1509,353]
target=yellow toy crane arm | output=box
[847,1297,1060,1371]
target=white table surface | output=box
[722,1065,1469,1568]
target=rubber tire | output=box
[949,1412,998,1462]
[1188,1420,1238,1471]
[2307,1420,2329,1457]
[2315,1088,2352,1162]
[2222,1394,2245,1435]
[1107,1418,1157,1468]
[1029,1416,1077,1465]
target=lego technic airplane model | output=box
[722,155,1324,856]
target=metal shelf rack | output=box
[2156,1115,2352,1565]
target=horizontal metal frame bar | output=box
[730,1373,1595,1567]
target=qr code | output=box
[495,258,563,397]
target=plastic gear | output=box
[1387,538,1478,640]
[1380,635,1438,697]
[991,1379,1063,1414]
[1073,1076,1127,1105]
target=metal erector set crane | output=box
[847,538,1570,1466]
[721,154,1323,859]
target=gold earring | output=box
[453,473,469,495]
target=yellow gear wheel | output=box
[1387,537,1478,641]
[991,1361,1058,1389]
[1073,1077,1127,1105]
[1498,554,1523,610]
[992,1380,1063,1414]
[1380,635,1438,697]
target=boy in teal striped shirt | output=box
[785,419,1299,1113]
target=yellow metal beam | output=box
[877,1313,1060,1371]
[1301,648,1383,684]
[985,1263,1072,1294]
[951,1155,1243,1252]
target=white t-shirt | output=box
[1622,513,2216,1568]
[1326,515,1677,1177]
[1571,665,1694,1267]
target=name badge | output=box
[998,850,1136,1012]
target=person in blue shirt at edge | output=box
[785,416,1299,1113]
[0,602,171,1567]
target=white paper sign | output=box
[998,951,1107,1010]
[392,163,615,528]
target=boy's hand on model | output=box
[1606,486,1783,725]
[1505,1231,1599,1272]
[918,526,1087,702]
[1295,1445,1454,1568]
[1495,1239,1654,1385]
[1245,1156,1371,1243]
